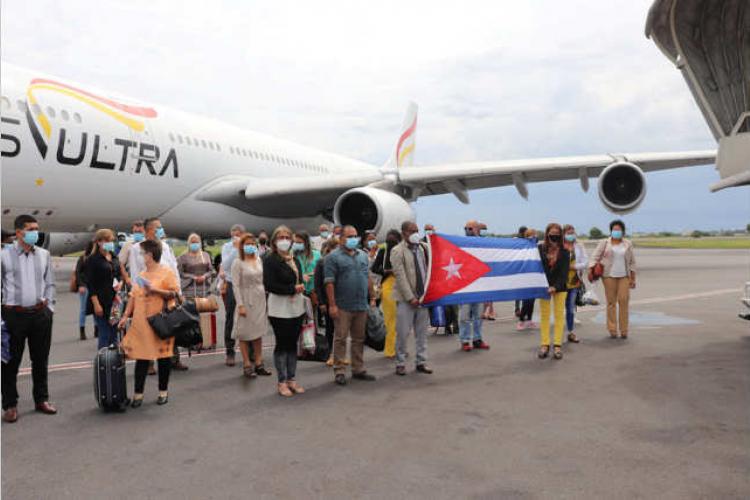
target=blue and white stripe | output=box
[425,234,549,306]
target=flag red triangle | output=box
[423,234,491,303]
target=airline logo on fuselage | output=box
[0,78,178,177]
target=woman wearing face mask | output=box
[363,232,381,292]
[537,223,570,360]
[371,229,402,358]
[589,220,636,339]
[75,240,97,340]
[118,239,180,406]
[292,231,320,297]
[263,226,306,397]
[231,233,271,378]
[178,234,215,298]
[562,225,588,343]
[85,229,122,349]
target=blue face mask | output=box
[345,237,360,250]
[243,244,257,255]
[102,241,115,253]
[611,230,623,239]
[189,242,201,252]
[292,242,305,253]
[564,234,576,242]
[320,231,330,239]
[425,230,434,236]
[22,230,39,246]
[133,232,145,242]
[155,227,166,239]
[367,240,377,249]
[479,229,488,237]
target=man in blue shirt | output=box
[324,226,377,385]
[219,224,245,366]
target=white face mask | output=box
[276,238,292,252]
[408,233,422,245]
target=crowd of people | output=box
[0,213,636,422]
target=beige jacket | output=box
[589,238,636,278]
[390,241,429,303]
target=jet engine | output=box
[597,161,647,214]
[40,232,93,256]
[333,187,415,239]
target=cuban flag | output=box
[422,233,549,306]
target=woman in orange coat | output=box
[119,240,180,407]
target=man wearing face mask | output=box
[459,220,491,351]
[219,224,246,366]
[127,218,179,285]
[390,221,433,375]
[311,224,331,252]
[118,220,145,288]
[325,225,377,385]
[1,215,57,423]
[257,230,270,257]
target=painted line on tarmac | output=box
[18,287,740,376]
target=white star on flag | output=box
[442,258,463,280]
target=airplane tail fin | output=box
[385,101,418,168]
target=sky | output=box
[2,0,748,235]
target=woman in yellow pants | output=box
[536,223,570,360]
[371,230,402,358]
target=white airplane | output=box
[1,62,715,254]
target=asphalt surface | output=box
[2,248,749,499]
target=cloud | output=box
[2,0,747,233]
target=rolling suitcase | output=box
[199,313,217,349]
[93,331,128,412]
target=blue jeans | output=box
[459,303,483,343]
[565,288,579,332]
[78,289,89,328]
[94,315,117,350]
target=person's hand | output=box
[329,304,339,320]
[409,298,419,307]
[548,287,556,295]
[195,276,205,285]
[302,274,310,283]
[113,282,122,292]
[238,305,247,317]
[295,284,305,294]
[117,318,128,331]
[630,280,636,289]
[94,303,104,317]
[78,287,86,295]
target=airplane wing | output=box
[196,150,715,218]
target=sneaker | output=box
[461,342,473,352]
[516,321,526,331]
[473,340,490,350]
[395,366,406,376]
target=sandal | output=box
[538,345,550,359]
[278,383,293,397]
[567,333,580,343]
[243,366,257,378]
[255,364,272,376]
[553,345,563,360]
[287,380,305,394]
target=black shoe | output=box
[79,327,86,341]
[335,374,347,386]
[156,395,169,405]
[131,398,143,408]
[416,364,433,374]
[395,366,406,376]
[255,365,272,376]
[172,362,189,371]
[352,371,376,381]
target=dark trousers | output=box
[321,307,335,357]
[1,308,53,410]
[223,283,237,356]
[519,299,535,322]
[269,315,304,383]
[134,358,171,393]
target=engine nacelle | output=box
[333,187,415,239]
[597,161,647,214]
[40,232,93,256]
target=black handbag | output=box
[575,281,587,307]
[173,324,203,351]
[147,300,199,340]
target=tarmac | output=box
[2,248,749,499]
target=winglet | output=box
[385,101,418,168]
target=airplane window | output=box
[186,137,192,145]
[46,106,56,119]
[201,139,207,148]
[193,138,199,146]
[177,134,183,144]
[0,96,10,110]
[168,132,175,142]
[16,100,26,112]
[230,146,234,154]
[73,112,82,123]
[61,109,70,121]
[216,144,221,152]
[244,150,249,157]
[209,142,214,150]
[31,103,42,115]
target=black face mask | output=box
[548,234,561,243]
[386,239,398,248]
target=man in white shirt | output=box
[1,215,57,423]
[118,220,145,288]
[311,223,331,252]
[127,218,179,286]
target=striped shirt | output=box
[1,242,56,310]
